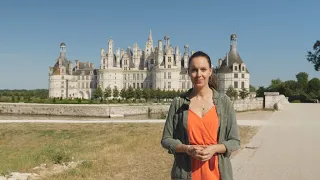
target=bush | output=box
[51,150,70,164]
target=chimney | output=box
[218,59,222,67]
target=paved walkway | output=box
[232,103,320,180]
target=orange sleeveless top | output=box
[187,106,220,180]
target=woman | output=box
[161,51,240,180]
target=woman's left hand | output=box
[198,145,217,161]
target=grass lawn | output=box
[0,124,259,180]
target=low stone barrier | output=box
[0,92,289,117]
[0,103,169,117]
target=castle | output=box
[48,31,249,99]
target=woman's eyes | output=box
[192,68,207,72]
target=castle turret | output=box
[175,46,181,68]
[107,38,114,68]
[60,42,66,58]
[183,44,189,68]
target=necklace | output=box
[201,104,205,111]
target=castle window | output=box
[182,75,185,80]
[164,82,166,89]
[168,82,171,89]
[137,83,139,88]
[133,74,136,80]
[168,57,171,62]
[168,65,171,68]
[141,83,143,88]
[182,82,186,89]
[124,74,126,80]
[234,73,238,78]
[141,74,143,79]
[242,74,245,78]
[234,66,238,71]
[137,73,139,80]
[164,72,166,79]
[241,82,245,89]
[242,66,245,71]
[234,81,238,88]
[133,83,135,88]
[168,72,171,79]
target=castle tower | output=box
[230,34,237,51]
[175,46,181,68]
[183,44,189,68]
[60,42,66,58]
[107,38,114,68]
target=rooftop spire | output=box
[148,30,152,41]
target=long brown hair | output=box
[188,51,218,90]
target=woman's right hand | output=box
[186,145,207,160]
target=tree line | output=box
[255,72,320,102]
[93,86,184,103]
[0,89,48,99]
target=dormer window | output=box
[242,66,245,71]
[234,66,238,71]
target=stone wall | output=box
[264,92,289,110]
[0,93,288,117]
[0,103,169,117]
[232,97,264,112]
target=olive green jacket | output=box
[161,88,240,180]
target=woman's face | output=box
[188,56,212,89]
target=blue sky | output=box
[0,0,319,89]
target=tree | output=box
[226,85,238,100]
[307,40,320,71]
[256,86,266,97]
[149,88,156,100]
[296,72,309,90]
[155,88,162,102]
[135,87,142,100]
[120,88,127,100]
[94,86,103,100]
[104,87,112,100]
[126,86,134,99]
[249,85,256,92]
[142,88,151,102]
[239,88,250,99]
[268,78,282,92]
[113,86,119,98]
[307,78,320,97]
[170,90,176,99]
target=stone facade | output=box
[48,43,98,99]
[48,32,250,100]
[216,34,250,94]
